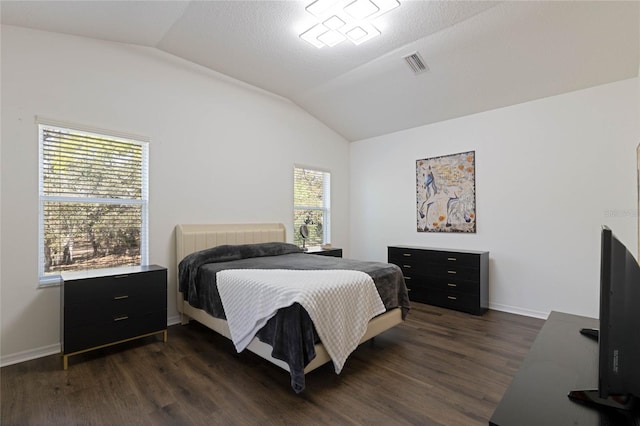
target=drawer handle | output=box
[114,295,129,300]
[114,274,129,279]
[447,257,457,261]
[447,270,457,274]
[404,276,412,280]
[403,265,412,268]
[447,283,457,287]
[402,253,412,257]
[406,288,412,292]
[447,296,457,300]
[114,315,129,322]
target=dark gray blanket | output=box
[179,242,303,305]
[178,243,410,393]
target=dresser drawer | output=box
[423,264,480,282]
[424,251,480,268]
[426,276,479,295]
[64,310,167,354]
[388,247,429,264]
[425,288,481,315]
[64,268,166,306]
[64,288,166,328]
[389,246,482,266]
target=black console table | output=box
[490,311,640,425]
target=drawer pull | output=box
[447,283,457,287]
[114,274,129,279]
[113,315,129,322]
[404,276,412,280]
[402,253,412,257]
[447,296,457,300]
[447,257,457,261]
[447,270,457,274]
[403,265,412,268]
[113,295,129,300]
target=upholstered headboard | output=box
[175,223,287,313]
[175,223,286,260]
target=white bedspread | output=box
[216,269,386,374]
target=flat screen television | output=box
[568,226,640,411]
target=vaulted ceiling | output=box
[1,1,638,141]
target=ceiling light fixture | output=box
[299,0,400,48]
[324,15,346,30]
[318,30,347,47]
[300,24,331,49]
[306,0,340,18]
[346,26,367,41]
[346,22,380,45]
[344,0,379,20]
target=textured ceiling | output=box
[1,1,638,141]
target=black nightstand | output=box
[304,247,343,257]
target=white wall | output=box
[350,78,639,319]
[0,26,350,362]
[1,23,638,364]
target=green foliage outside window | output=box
[293,167,330,248]
[40,125,147,275]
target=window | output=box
[293,166,330,248]
[38,123,148,284]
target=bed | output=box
[175,223,410,392]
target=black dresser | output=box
[388,246,488,315]
[61,264,167,369]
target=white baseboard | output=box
[1,343,61,368]
[167,315,181,326]
[489,302,549,320]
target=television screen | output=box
[568,226,640,411]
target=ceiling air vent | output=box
[403,52,428,75]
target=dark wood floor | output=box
[1,303,544,425]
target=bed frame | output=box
[175,223,403,374]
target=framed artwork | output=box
[416,151,476,233]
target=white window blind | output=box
[38,124,148,284]
[293,166,330,247]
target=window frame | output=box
[293,165,331,247]
[37,120,149,287]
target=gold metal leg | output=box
[62,329,167,370]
